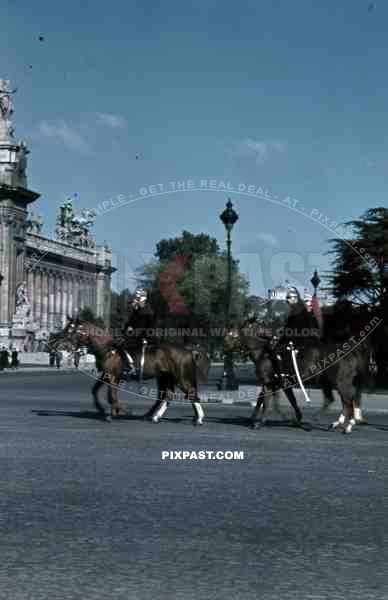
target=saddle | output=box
[110,336,147,378]
[271,338,304,381]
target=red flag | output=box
[311,294,323,330]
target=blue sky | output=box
[2,0,387,297]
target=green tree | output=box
[155,230,220,261]
[326,207,388,381]
[326,207,388,309]
[136,231,250,350]
[109,289,132,331]
[78,306,105,328]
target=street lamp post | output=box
[310,269,320,296]
[219,199,238,391]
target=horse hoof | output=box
[151,417,160,424]
[193,419,204,426]
[104,415,112,423]
[250,422,261,430]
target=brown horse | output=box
[62,318,210,424]
[225,312,369,434]
[224,321,305,428]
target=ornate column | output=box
[54,273,61,329]
[61,274,67,325]
[80,277,86,310]
[48,272,55,330]
[104,273,111,325]
[91,277,97,313]
[41,269,48,328]
[86,279,91,308]
[96,271,105,319]
[33,269,41,324]
[73,277,79,315]
[27,267,34,312]
[67,276,73,317]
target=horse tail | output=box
[192,349,211,383]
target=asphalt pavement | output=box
[1,371,388,599]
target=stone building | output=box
[0,79,115,349]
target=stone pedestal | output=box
[0,186,39,349]
[9,302,31,350]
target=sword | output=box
[287,341,311,403]
[139,339,147,388]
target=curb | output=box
[0,368,76,376]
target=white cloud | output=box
[240,231,279,253]
[96,112,127,129]
[256,232,278,247]
[37,120,89,152]
[231,138,287,165]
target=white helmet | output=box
[133,287,147,306]
[286,286,301,304]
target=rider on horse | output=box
[271,286,320,379]
[116,287,157,377]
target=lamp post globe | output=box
[218,199,239,391]
[310,269,320,296]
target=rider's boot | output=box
[128,360,137,377]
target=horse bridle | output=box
[67,321,88,346]
[225,328,244,355]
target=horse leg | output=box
[330,410,346,431]
[185,386,204,426]
[192,400,205,426]
[107,381,120,418]
[250,388,266,429]
[143,400,164,421]
[151,375,172,424]
[92,376,109,421]
[143,382,175,421]
[343,393,356,435]
[315,380,336,422]
[283,386,303,425]
[331,383,356,434]
[151,400,169,423]
[353,387,365,424]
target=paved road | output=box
[1,372,388,599]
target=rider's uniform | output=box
[124,302,156,347]
[115,290,157,375]
[273,287,320,378]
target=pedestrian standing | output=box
[55,350,62,369]
[11,348,19,369]
[0,346,9,370]
[74,348,81,369]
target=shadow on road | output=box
[200,414,331,432]
[31,409,188,425]
[30,409,388,434]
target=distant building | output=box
[0,79,115,349]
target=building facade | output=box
[0,79,115,349]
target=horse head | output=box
[224,319,266,356]
[62,316,90,348]
[223,325,241,353]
